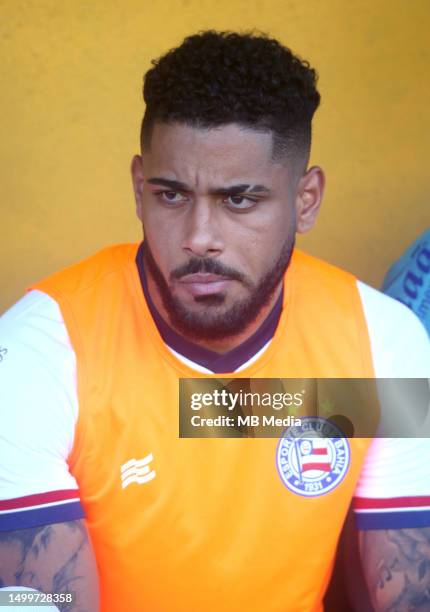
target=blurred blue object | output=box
[382,229,430,336]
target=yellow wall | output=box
[1,0,429,312]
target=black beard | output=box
[143,238,295,342]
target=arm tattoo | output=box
[0,520,95,611]
[360,527,430,611]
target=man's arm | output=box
[0,520,99,611]
[0,292,98,608]
[359,528,430,611]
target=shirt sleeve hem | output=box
[0,501,85,531]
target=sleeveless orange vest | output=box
[30,243,374,612]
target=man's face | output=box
[132,122,316,341]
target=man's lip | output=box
[177,273,234,297]
[179,273,232,284]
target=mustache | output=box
[171,258,246,283]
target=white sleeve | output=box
[0,290,83,530]
[354,282,430,529]
[358,280,430,378]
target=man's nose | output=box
[181,199,224,258]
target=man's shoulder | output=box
[291,248,356,281]
[293,248,428,322]
[357,279,419,320]
[0,289,64,337]
[28,242,140,297]
[357,280,430,377]
[0,289,76,375]
[292,249,430,376]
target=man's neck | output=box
[144,259,283,354]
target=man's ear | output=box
[295,166,325,234]
[131,155,145,221]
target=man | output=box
[1,30,430,612]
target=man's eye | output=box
[226,195,257,210]
[156,191,185,204]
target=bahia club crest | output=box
[276,417,350,497]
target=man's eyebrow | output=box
[146,177,271,195]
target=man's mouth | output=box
[178,273,234,297]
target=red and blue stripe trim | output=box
[354,496,430,530]
[0,489,85,531]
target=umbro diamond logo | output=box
[120,453,156,489]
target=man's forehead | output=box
[142,121,286,186]
[148,120,274,150]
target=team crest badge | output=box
[276,417,350,497]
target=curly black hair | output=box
[141,30,320,165]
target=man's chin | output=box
[167,317,244,342]
[182,293,227,307]
[164,298,259,341]
[168,302,232,327]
